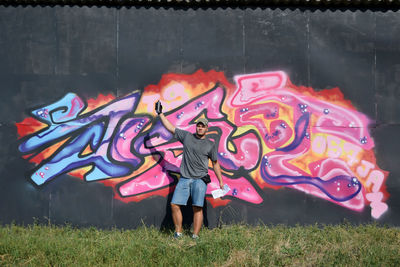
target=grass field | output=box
[0,223,399,266]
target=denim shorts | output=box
[171,177,207,207]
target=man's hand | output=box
[219,180,224,189]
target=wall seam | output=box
[306,10,310,87]
[53,8,59,75]
[112,7,119,223]
[116,8,120,97]
[242,9,246,74]
[374,12,378,127]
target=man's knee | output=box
[171,203,181,211]
[193,206,203,213]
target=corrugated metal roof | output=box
[0,0,399,8]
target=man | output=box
[156,102,224,239]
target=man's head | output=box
[195,118,208,138]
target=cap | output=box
[196,118,209,126]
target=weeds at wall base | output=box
[0,223,399,266]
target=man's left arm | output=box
[212,160,224,189]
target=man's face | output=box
[196,123,208,137]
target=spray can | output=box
[155,100,162,114]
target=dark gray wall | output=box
[1,6,399,228]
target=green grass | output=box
[0,223,399,266]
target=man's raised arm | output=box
[155,101,176,134]
[159,113,176,134]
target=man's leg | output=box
[171,203,183,234]
[170,178,190,236]
[191,179,207,237]
[192,206,203,236]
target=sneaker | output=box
[192,234,199,240]
[173,232,183,239]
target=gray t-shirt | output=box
[174,128,218,179]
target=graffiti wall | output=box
[15,70,389,220]
[1,6,400,227]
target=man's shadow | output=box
[143,134,209,234]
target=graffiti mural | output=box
[16,70,389,219]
